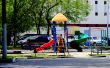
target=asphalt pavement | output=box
[1,57,110,68]
[0,49,110,68]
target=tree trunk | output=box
[37,13,42,34]
[46,11,51,35]
[37,22,40,34]
[13,0,17,48]
[13,32,16,47]
[47,19,51,35]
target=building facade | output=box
[81,0,110,24]
[80,0,110,38]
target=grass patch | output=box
[0,53,71,59]
[0,56,14,63]
[31,54,70,58]
[31,53,49,58]
[7,54,29,58]
[0,45,22,50]
[96,54,110,57]
[90,54,110,57]
[102,46,110,50]
[0,54,30,59]
[0,53,50,59]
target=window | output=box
[104,12,107,16]
[95,12,98,16]
[104,1,107,5]
[95,1,98,4]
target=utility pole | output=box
[2,0,7,59]
[13,0,17,48]
[107,0,109,47]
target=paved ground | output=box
[1,49,110,58]
[1,57,110,68]
[0,49,110,68]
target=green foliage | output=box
[60,0,90,23]
[0,0,90,35]
[32,54,49,58]
[0,56,14,63]
[0,1,2,36]
[0,44,22,49]
[102,46,110,50]
[7,0,35,34]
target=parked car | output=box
[68,35,74,43]
[18,34,38,40]
[17,36,39,44]
[22,35,50,48]
[17,34,48,44]
[16,34,38,43]
[85,36,107,46]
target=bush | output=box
[0,45,22,50]
[0,56,14,63]
[102,46,110,50]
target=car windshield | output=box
[19,34,38,40]
[68,35,74,39]
[19,36,29,40]
[25,36,38,40]
[28,35,50,42]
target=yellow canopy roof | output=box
[52,13,68,23]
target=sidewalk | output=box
[69,52,91,58]
[37,49,92,58]
[1,49,110,58]
[40,49,110,58]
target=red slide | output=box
[35,40,55,52]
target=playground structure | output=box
[101,30,110,46]
[90,27,107,46]
[89,27,109,55]
[34,13,90,54]
[51,13,69,56]
[68,25,89,52]
[69,31,88,52]
[34,39,55,53]
[34,13,69,56]
[56,34,66,55]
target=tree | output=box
[6,0,35,45]
[44,0,90,34]
[27,0,62,35]
[44,0,62,35]
[32,0,47,34]
[28,0,90,35]
[7,0,35,33]
[60,0,90,23]
[0,0,90,39]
